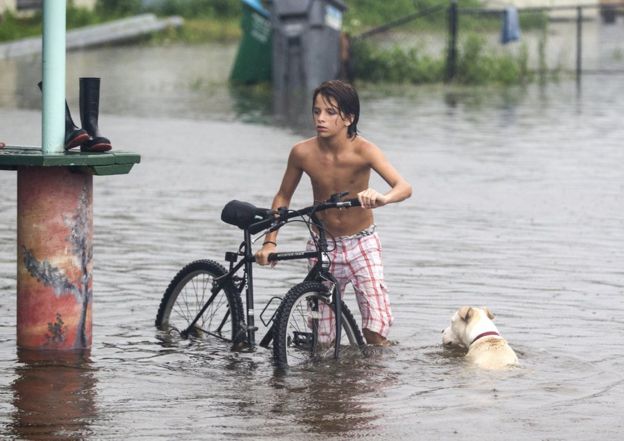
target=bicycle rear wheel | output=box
[273,281,365,368]
[155,260,244,345]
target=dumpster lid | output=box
[272,0,346,17]
[273,0,312,17]
[243,0,270,18]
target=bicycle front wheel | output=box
[273,281,365,368]
[155,260,244,345]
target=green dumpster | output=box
[230,0,272,84]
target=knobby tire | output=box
[273,281,365,368]
[155,260,244,346]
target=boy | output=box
[255,80,412,346]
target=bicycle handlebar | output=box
[247,196,361,235]
[280,196,361,222]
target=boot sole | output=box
[65,132,90,150]
[81,142,112,153]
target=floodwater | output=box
[1,35,624,440]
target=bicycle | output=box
[155,192,366,368]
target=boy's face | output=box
[313,94,352,139]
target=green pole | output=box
[42,0,66,154]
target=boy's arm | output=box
[255,147,304,266]
[358,143,412,209]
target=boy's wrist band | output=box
[263,241,277,247]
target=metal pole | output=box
[576,6,582,83]
[42,0,66,154]
[446,0,458,82]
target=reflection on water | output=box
[270,361,384,435]
[1,36,624,440]
[9,350,96,441]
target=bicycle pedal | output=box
[245,326,259,332]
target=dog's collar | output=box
[470,331,500,345]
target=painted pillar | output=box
[17,167,93,350]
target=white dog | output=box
[442,306,518,370]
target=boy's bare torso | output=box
[294,136,375,237]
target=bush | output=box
[66,4,100,28]
[351,40,445,84]
[455,34,531,85]
[352,34,532,86]
[95,0,142,18]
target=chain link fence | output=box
[347,1,624,84]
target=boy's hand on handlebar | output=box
[255,243,277,267]
[357,188,388,209]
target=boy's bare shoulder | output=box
[291,137,318,156]
[352,135,382,156]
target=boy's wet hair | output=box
[312,80,360,138]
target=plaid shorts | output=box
[307,226,393,340]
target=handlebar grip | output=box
[334,198,361,208]
[345,198,361,207]
[268,252,277,262]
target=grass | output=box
[0,12,42,42]
[148,17,240,44]
[0,5,241,44]
[0,6,110,42]
[352,34,539,86]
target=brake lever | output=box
[277,206,289,221]
[267,219,285,234]
[262,207,289,235]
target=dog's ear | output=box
[482,307,495,320]
[458,306,473,321]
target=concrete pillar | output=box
[17,167,93,350]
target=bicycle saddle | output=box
[221,200,272,233]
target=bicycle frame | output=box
[182,194,358,358]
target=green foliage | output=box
[142,0,242,18]
[66,3,100,27]
[0,11,41,42]
[351,40,444,84]
[519,10,548,30]
[455,34,531,85]
[95,0,142,18]
[0,3,106,42]
[149,17,240,44]
[344,0,449,34]
[352,34,533,86]
[345,0,420,27]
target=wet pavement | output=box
[1,36,624,440]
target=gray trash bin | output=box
[270,0,347,116]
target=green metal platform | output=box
[0,146,140,176]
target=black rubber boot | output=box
[79,77,112,152]
[37,81,89,150]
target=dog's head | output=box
[442,306,495,348]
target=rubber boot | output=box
[37,81,89,150]
[79,77,112,152]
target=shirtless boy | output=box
[255,80,412,346]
